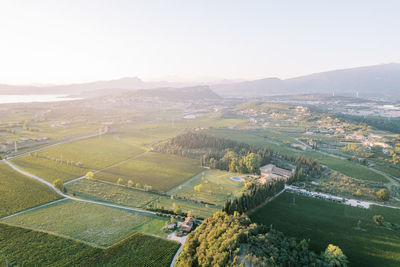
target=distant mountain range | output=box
[0,77,180,95]
[132,86,221,101]
[1,63,399,99]
[211,63,400,98]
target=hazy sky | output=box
[1,0,399,84]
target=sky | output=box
[0,0,399,85]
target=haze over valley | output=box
[1,1,400,267]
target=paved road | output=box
[286,184,400,210]
[170,243,185,267]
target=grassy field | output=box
[65,178,219,218]
[0,162,60,218]
[95,152,204,192]
[11,155,88,183]
[303,151,389,183]
[375,164,400,178]
[169,169,245,206]
[111,124,184,147]
[34,135,146,169]
[0,223,179,267]
[65,179,157,208]
[1,200,169,247]
[250,192,400,267]
[10,135,146,183]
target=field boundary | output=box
[64,150,149,185]
[0,198,67,220]
[0,221,104,248]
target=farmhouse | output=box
[180,217,194,232]
[259,164,294,183]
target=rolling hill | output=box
[212,63,400,98]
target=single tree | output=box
[174,208,182,215]
[376,188,390,201]
[323,244,348,267]
[85,171,94,180]
[355,189,362,197]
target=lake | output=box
[0,95,80,104]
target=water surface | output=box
[0,94,79,104]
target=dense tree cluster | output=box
[246,230,332,267]
[176,212,341,267]
[287,156,322,183]
[223,180,285,214]
[156,132,269,174]
[205,151,264,174]
[176,212,250,266]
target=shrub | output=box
[53,179,65,193]
[373,215,384,226]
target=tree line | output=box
[223,179,285,214]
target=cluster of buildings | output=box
[344,104,400,118]
[258,164,294,184]
[4,136,49,145]
[163,216,195,233]
[345,132,392,152]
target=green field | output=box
[95,152,204,192]
[249,192,400,267]
[0,223,179,267]
[111,124,184,147]
[65,179,157,208]
[375,165,400,178]
[34,135,145,170]
[0,162,60,218]
[1,200,169,247]
[169,169,245,206]
[10,135,146,183]
[11,155,87,183]
[65,178,219,218]
[303,151,389,183]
